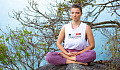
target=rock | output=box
[36,57,120,70]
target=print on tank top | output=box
[64,22,89,50]
[68,33,81,39]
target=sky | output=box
[0,0,27,32]
[0,0,117,32]
[0,0,50,33]
[0,0,49,66]
[0,0,117,67]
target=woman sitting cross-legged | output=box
[46,4,96,66]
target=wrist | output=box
[63,51,68,55]
[78,52,81,55]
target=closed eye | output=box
[76,12,79,14]
[71,12,74,14]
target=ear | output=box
[80,12,82,16]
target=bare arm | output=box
[78,25,95,54]
[56,25,68,54]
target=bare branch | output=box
[92,25,119,29]
[93,21,120,27]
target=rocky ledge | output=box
[36,57,120,70]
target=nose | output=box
[73,13,76,17]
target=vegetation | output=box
[0,0,119,69]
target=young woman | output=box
[46,4,96,66]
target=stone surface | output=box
[36,57,120,70]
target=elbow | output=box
[89,44,95,50]
[56,41,60,47]
[91,44,95,49]
[92,45,95,49]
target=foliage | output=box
[100,28,120,58]
[0,0,120,69]
[55,0,120,28]
[0,25,55,69]
[0,37,9,65]
[54,0,120,59]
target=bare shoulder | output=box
[61,25,65,31]
[86,25,92,33]
[62,25,66,29]
[86,25,91,30]
[59,25,66,35]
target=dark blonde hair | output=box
[71,4,82,13]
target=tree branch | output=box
[92,25,119,29]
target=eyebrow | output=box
[71,12,79,13]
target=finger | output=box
[68,50,71,53]
[58,52,60,54]
[71,52,75,54]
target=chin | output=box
[73,20,79,22]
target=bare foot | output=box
[58,52,88,66]
[78,62,88,66]
[66,59,88,66]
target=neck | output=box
[71,21,81,29]
[72,21,81,26]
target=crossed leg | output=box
[58,52,88,65]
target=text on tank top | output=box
[64,22,89,50]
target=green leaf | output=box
[16,52,20,56]
[40,42,43,45]
[15,45,17,47]
[23,25,25,27]
[20,38,25,44]
[23,47,26,50]
[57,12,59,16]
[94,1,96,3]
[24,30,28,34]
[45,24,48,26]
[29,31,32,34]
[38,49,41,52]
[0,40,2,42]
[19,50,21,53]
[101,52,103,54]
[0,35,4,38]
[0,68,3,70]
[26,52,30,57]
[44,48,47,52]
[35,35,38,36]
[5,37,9,41]
[18,36,22,39]
[19,46,22,50]
[92,4,94,7]
[20,33,23,35]
[43,43,46,45]
[13,34,17,37]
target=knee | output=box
[90,50,96,55]
[46,52,53,63]
[88,50,96,59]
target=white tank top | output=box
[64,22,89,50]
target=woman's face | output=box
[71,8,82,22]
